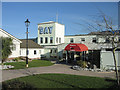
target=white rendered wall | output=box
[20,48,44,59]
[0,29,21,58]
[38,22,55,45]
[100,51,120,70]
[55,23,65,44]
[64,35,97,44]
[38,22,65,46]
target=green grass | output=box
[4,60,54,69]
[3,73,118,88]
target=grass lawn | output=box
[4,60,54,69]
[3,73,118,88]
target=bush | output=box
[77,60,87,68]
[2,79,35,89]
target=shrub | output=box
[77,60,87,68]
[2,79,35,89]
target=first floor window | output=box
[70,38,74,43]
[50,37,53,43]
[56,37,58,43]
[40,37,43,43]
[105,38,110,43]
[45,37,48,43]
[34,50,37,55]
[59,38,61,43]
[119,37,120,42]
[81,38,85,41]
[92,38,97,43]
[11,44,16,51]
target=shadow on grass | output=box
[34,74,80,88]
[104,77,120,89]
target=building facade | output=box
[0,28,22,58]
[36,21,120,70]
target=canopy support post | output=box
[66,51,68,64]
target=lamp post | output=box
[25,19,30,68]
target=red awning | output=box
[64,43,88,52]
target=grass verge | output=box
[4,60,54,69]
[2,73,119,88]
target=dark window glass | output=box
[59,38,61,43]
[106,38,110,43]
[50,37,53,43]
[81,38,85,41]
[45,37,48,43]
[56,37,58,43]
[34,50,37,55]
[40,37,43,43]
[92,38,96,43]
[70,38,74,43]
[119,37,120,42]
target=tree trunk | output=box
[112,48,119,85]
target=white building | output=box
[0,21,120,70]
[37,21,65,59]
[36,21,120,70]
[0,29,44,60]
[0,28,22,59]
[20,39,44,59]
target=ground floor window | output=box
[34,50,37,55]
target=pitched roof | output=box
[0,28,22,43]
[20,39,43,48]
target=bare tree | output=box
[77,11,120,85]
[90,13,120,85]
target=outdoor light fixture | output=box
[25,19,30,68]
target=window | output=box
[56,37,58,43]
[119,37,120,42]
[50,37,53,43]
[70,38,74,43]
[40,37,43,43]
[44,27,48,34]
[45,37,48,43]
[27,50,29,55]
[34,50,37,55]
[105,38,110,43]
[50,49,52,53]
[39,50,41,54]
[11,44,16,51]
[81,38,85,41]
[39,27,43,34]
[59,38,61,43]
[48,26,53,34]
[55,49,57,53]
[20,50,21,55]
[92,38,96,43]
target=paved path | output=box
[2,64,116,82]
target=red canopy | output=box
[64,43,88,52]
